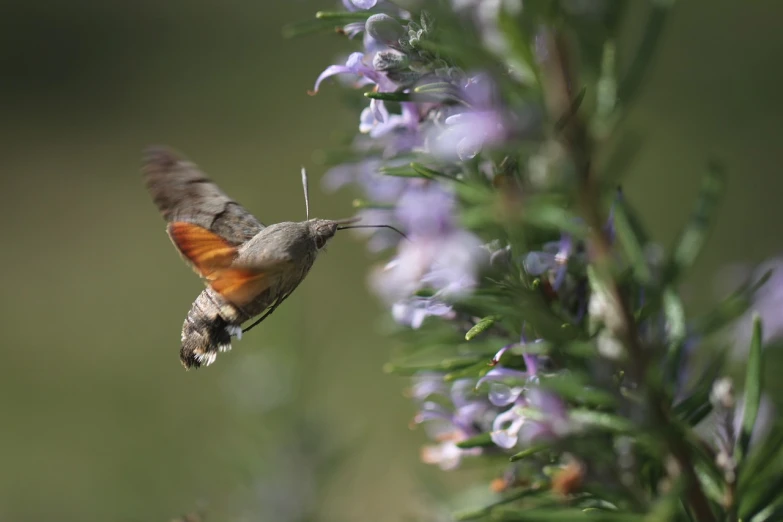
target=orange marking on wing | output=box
[167,222,281,307]
[209,268,271,307]
[167,222,238,277]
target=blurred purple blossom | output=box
[523,236,573,291]
[343,0,378,10]
[413,377,497,469]
[477,367,528,407]
[371,182,486,303]
[479,337,570,450]
[342,22,366,39]
[427,74,509,160]
[360,100,420,140]
[729,257,783,349]
[392,296,455,329]
[323,159,407,203]
[490,382,570,449]
[310,52,395,95]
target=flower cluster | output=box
[304,1,782,520]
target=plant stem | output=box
[538,28,717,522]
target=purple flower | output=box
[427,74,509,160]
[519,387,570,442]
[477,367,528,407]
[395,181,456,237]
[731,257,783,350]
[490,384,569,450]
[360,100,420,139]
[412,377,497,470]
[392,296,455,329]
[491,406,528,449]
[371,228,485,301]
[323,159,407,203]
[310,25,405,135]
[420,433,480,470]
[371,182,486,302]
[342,22,366,39]
[523,235,573,291]
[482,343,570,450]
[410,372,449,401]
[310,52,388,94]
[413,377,491,434]
[343,0,378,10]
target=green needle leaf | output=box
[665,162,726,285]
[613,198,653,285]
[736,314,764,467]
[509,443,549,462]
[456,433,495,449]
[315,11,373,22]
[466,316,500,341]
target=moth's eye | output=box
[315,235,327,249]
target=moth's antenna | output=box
[337,224,409,240]
[301,166,310,220]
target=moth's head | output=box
[308,219,339,249]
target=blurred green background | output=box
[1,1,782,520]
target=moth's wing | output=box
[168,222,291,307]
[167,221,238,276]
[143,146,264,244]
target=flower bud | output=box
[366,14,405,45]
[372,49,409,71]
[349,0,377,8]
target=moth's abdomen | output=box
[180,288,245,369]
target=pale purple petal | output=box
[345,51,367,70]
[553,234,573,290]
[523,251,556,275]
[528,387,566,417]
[421,440,465,470]
[425,231,486,296]
[488,383,525,407]
[523,352,540,376]
[370,98,387,122]
[491,343,514,364]
[409,307,429,329]
[372,186,485,301]
[491,408,525,449]
[733,258,783,350]
[370,113,406,138]
[350,0,378,9]
[395,184,456,237]
[322,164,356,192]
[391,297,454,328]
[476,367,528,389]
[359,106,375,134]
[462,73,496,108]
[430,110,506,161]
[400,102,420,131]
[348,208,400,252]
[415,401,452,423]
[454,404,488,434]
[520,388,570,443]
[343,22,365,38]
[450,379,476,408]
[411,373,447,401]
[311,64,353,93]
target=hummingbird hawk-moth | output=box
[142,147,392,370]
